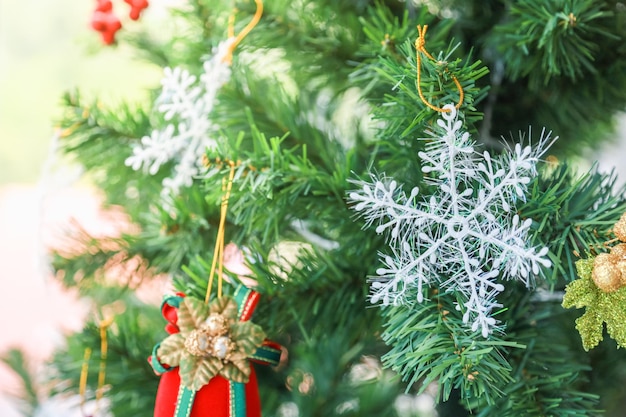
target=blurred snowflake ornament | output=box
[350,104,553,337]
[125,38,234,199]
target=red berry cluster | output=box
[91,0,149,45]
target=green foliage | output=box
[9,0,625,417]
[483,0,626,154]
[48,290,162,417]
[474,290,600,417]
[520,163,626,285]
[269,334,402,417]
[496,0,617,85]
[57,91,158,210]
[381,289,523,406]
[0,349,40,416]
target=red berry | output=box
[95,0,113,12]
[124,0,149,20]
[91,10,122,45]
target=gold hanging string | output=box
[228,11,236,39]
[224,0,264,64]
[96,317,113,409]
[79,348,92,416]
[415,25,464,113]
[217,164,236,299]
[79,316,114,417]
[206,162,237,303]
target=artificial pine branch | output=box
[495,0,617,85]
[473,287,600,417]
[56,91,163,213]
[28,2,626,417]
[381,288,522,407]
[49,292,163,417]
[0,349,40,416]
[520,163,626,285]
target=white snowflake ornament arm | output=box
[125,38,236,198]
[350,104,554,337]
[156,67,202,121]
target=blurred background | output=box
[0,0,162,415]
[0,1,625,416]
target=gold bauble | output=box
[617,260,626,286]
[614,213,626,242]
[608,244,626,286]
[610,243,626,261]
[592,253,623,293]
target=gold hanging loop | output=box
[415,25,464,112]
[224,0,263,64]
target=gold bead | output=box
[212,336,233,360]
[592,253,623,293]
[610,243,626,260]
[616,260,626,286]
[203,314,228,336]
[614,213,626,242]
[185,329,213,357]
[607,244,626,287]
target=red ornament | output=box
[149,288,282,417]
[124,0,149,20]
[154,370,264,417]
[91,10,122,45]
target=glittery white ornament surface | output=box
[350,104,553,337]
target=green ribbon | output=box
[234,285,253,318]
[162,293,183,309]
[150,343,171,375]
[230,381,246,417]
[250,345,281,366]
[174,386,196,417]
[172,380,247,417]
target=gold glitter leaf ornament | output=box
[563,258,626,351]
[157,296,266,391]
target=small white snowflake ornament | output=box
[350,104,553,337]
[125,38,235,199]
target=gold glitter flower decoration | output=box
[562,258,626,351]
[157,296,266,391]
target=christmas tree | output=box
[4,0,626,416]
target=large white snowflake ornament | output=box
[125,38,235,199]
[349,104,553,337]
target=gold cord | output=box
[79,316,114,416]
[228,11,236,39]
[206,162,237,303]
[415,25,464,112]
[224,0,264,64]
[79,348,92,415]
